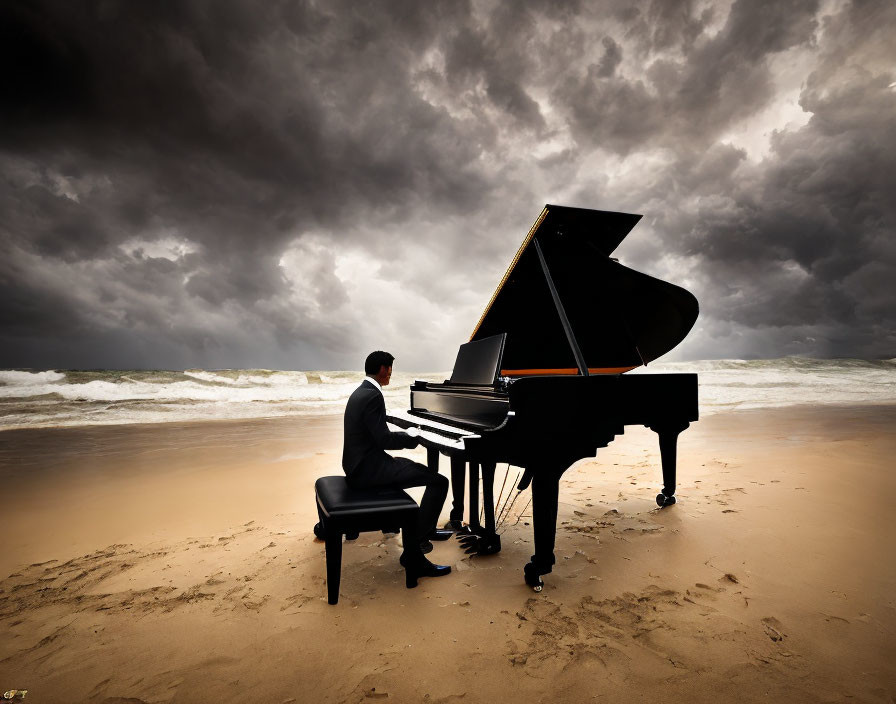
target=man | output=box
[342,350,452,583]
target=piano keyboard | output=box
[386,408,479,452]
[403,426,466,451]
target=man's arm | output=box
[362,393,418,451]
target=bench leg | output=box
[325,529,343,605]
[398,509,425,588]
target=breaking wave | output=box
[1,358,894,430]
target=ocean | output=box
[1,359,894,431]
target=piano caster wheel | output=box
[656,493,677,507]
[524,563,544,592]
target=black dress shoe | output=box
[427,529,454,541]
[443,519,465,531]
[419,540,434,554]
[399,555,451,588]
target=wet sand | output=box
[1,405,894,703]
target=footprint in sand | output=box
[762,616,786,641]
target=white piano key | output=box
[386,408,475,437]
[386,423,466,450]
[419,429,467,450]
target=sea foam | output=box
[1,359,894,430]
[0,370,66,386]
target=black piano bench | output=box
[314,476,419,605]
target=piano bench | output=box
[314,475,419,605]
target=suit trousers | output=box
[347,457,448,554]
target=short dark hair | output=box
[365,350,395,376]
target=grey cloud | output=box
[644,0,714,53]
[662,2,896,358]
[1,0,503,367]
[555,0,819,153]
[596,37,623,78]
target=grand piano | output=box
[387,205,699,591]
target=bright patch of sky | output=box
[120,236,198,261]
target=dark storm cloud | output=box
[665,0,896,358]
[1,0,498,367]
[553,0,820,153]
[596,37,622,78]
[1,0,894,370]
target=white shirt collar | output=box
[364,376,383,394]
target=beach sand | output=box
[1,405,894,703]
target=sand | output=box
[1,405,894,703]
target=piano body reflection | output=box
[386,205,699,591]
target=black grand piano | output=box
[387,205,699,591]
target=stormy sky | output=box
[2,0,894,371]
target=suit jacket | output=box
[342,380,418,480]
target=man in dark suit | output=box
[342,350,452,581]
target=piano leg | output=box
[482,461,496,534]
[426,446,439,473]
[468,462,480,532]
[525,467,561,592]
[457,461,503,555]
[649,422,690,507]
[448,456,466,527]
[477,461,501,555]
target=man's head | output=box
[364,350,395,386]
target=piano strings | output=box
[511,495,533,528]
[496,468,523,529]
[491,466,512,528]
[466,464,531,531]
[481,464,513,527]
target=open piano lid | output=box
[470,205,699,376]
